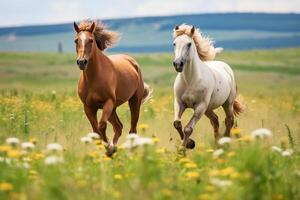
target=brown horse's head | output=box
[73,20,120,70]
[73,21,96,70]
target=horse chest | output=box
[181,87,206,108]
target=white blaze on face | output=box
[79,32,87,48]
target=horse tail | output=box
[233,89,245,116]
[142,82,153,104]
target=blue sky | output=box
[1,0,300,27]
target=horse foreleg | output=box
[183,103,206,149]
[99,99,114,144]
[84,105,99,134]
[173,100,186,140]
[108,109,123,145]
[205,110,220,141]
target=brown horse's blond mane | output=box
[78,20,120,51]
[173,24,217,61]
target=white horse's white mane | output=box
[173,24,220,61]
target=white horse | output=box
[172,24,244,149]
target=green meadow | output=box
[0,48,299,200]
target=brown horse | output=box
[73,20,151,156]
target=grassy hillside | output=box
[0,48,299,199]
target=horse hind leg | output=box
[222,100,234,137]
[205,110,220,141]
[128,94,142,134]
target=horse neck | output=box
[181,46,206,84]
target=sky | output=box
[1,0,300,27]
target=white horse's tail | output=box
[233,91,245,116]
[142,82,153,104]
[215,47,224,54]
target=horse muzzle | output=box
[173,60,184,72]
[76,59,88,70]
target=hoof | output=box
[105,144,117,157]
[186,138,195,149]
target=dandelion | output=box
[218,137,232,146]
[227,151,236,158]
[6,137,20,146]
[80,136,92,144]
[0,145,12,153]
[237,135,253,142]
[44,155,64,165]
[251,128,273,138]
[7,150,20,159]
[0,182,13,191]
[231,128,242,137]
[206,149,214,153]
[87,132,100,140]
[185,171,200,179]
[184,162,198,169]
[152,137,160,144]
[179,157,191,164]
[213,149,224,158]
[138,123,149,132]
[210,178,232,187]
[114,174,123,180]
[155,147,166,154]
[46,143,63,152]
[21,142,35,150]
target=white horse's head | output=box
[172,25,196,72]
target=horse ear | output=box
[73,22,80,33]
[191,26,195,35]
[174,25,179,30]
[89,22,96,33]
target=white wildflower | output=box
[213,149,224,158]
[218,137,232,146]
[44,155,64,165]
[46,143,63,152]
[80,136,93,144]
[210,178,232,187]
[271,146,282,153]
[21,142,35,150]
[6,137,20,146]
[87,132,100,139]
[122,134,153,149]
[282,149,293,157]
[251,128,273,138]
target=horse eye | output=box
[74,39,78,44]
[187,43,192,47]
[88,39,93,43]
[173,43,176,46]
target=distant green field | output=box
[0,48,299,200]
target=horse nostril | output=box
[76,60,80,65]
[180,61,184,67]
[173,61,176,67]
[83,59,88,65]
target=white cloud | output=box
[0,0,299,27]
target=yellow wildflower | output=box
[0,145,12,153]
[114,174,123,180]
[7,150,20,159]
[0,182,13,191]
[152,137,160,144]
[185,171,200,179]
[206,149,214,153]
[231,128,242,137]
[179,157,191,164]
[184,162,198,169]
[138,123,149,131]
[156,147,166,154]
[227,151,236,158]
[29,138,38,145]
